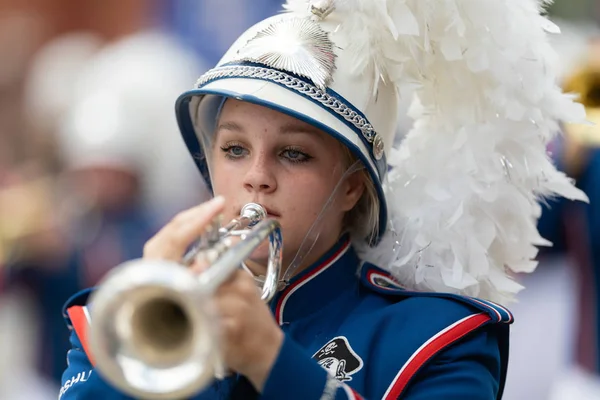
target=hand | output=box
[200,267,284,391]
[143,196,226,262]
[142,196,284,392]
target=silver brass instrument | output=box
[88,203,283,400]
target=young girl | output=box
[59,0,587,399]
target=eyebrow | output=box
[278,122,325,140]
[216,121,245,133]
[216,120,325,141]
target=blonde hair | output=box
[341,146,380,244]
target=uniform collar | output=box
[271,234,359,325]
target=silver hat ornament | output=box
[234,16,336,90]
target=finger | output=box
[143,196,225,260]
[190,255,212,274]
[214,270,261,301]
[189,248,223,273]
[212,294,249,320]
[190,236,245,275]
[218,316,245,346]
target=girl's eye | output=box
[220,144,248,159]
[219,144,312,163]
[281,148,312,163]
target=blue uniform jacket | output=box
[59,235,512,399]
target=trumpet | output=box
[88,203,283,400]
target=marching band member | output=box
[58,0,588,399]
[543,39,600,400]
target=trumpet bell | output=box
[87,204,283,399]
[89,260,221,399]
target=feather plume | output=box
[284,0,588,304]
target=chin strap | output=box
[283,161,365,282]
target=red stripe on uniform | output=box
[341,384,363,400]
[382,313,491,399]
[351,388,364,400]
[67,306,95,366]
[469,298,502,322]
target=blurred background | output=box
[0,1,598,399]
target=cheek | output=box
[279,173,336,215]
[210,159,240,193]
[277,175,345,252]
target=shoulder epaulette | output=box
[360,263,513,324]
[62,288,96,366]
[62,288,94,322]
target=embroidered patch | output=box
[312,336,364,382]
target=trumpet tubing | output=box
[88,203,283,400]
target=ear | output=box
[339,171,365,212]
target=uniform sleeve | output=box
[59,329,133,400]
[397,326,502,400]
[262,320,504,400]
[59,323,234,399]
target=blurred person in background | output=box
[1,0,211,396]
[544,38,600,400]
[0,5,63,400]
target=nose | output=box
[243,152,277,194]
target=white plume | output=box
[285,0,588,304]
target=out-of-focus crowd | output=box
[1,1,600,399]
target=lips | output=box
[238,205,280,218]
[264,208,280,218]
